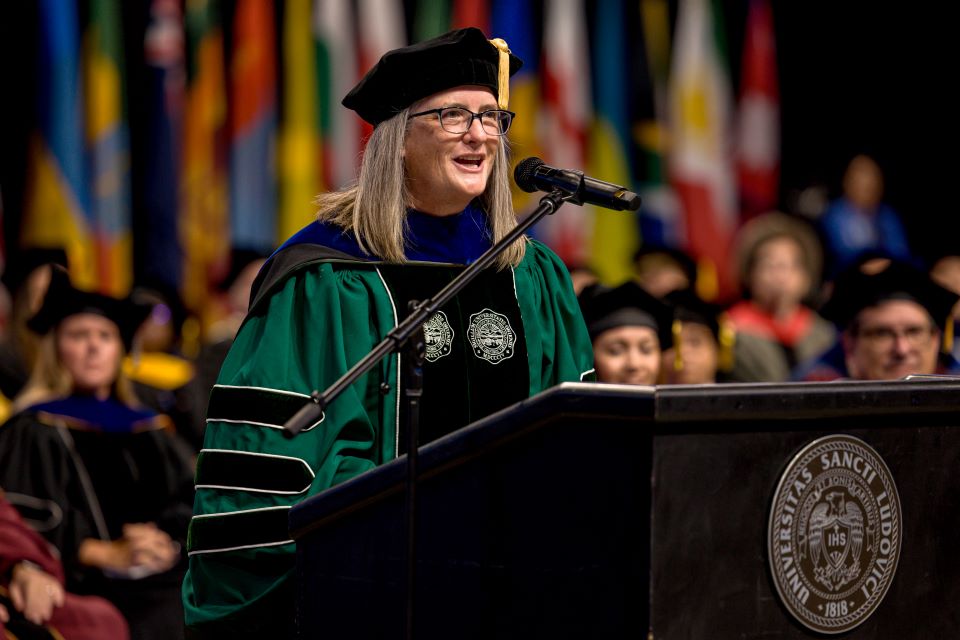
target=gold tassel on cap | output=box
[943,316,954,354]
[672,319,684,372]
[717,313,736,373]
[488,38,511,109]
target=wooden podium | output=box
[290,380,960,639]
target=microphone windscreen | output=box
[513,157,544,193]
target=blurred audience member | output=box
[203,249,268,346]
[660,289,734,384]
[190,249,268,447]
[579,282,673,385]
[819,155,911,276]
[930,254,960,362]
[124,282,204,450]
[1,490,130,640]
[727,212,835,381]
[0,268,193,640]
[797,260,959,381]
[566,264,599,297]
[633,245,698,299]
[0,249,68,402]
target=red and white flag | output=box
[315,0,360,189]
[538,0,592,267]
[736,0,780,219]
[668,0,737,299]
[356,0,406,142]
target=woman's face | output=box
[57,313,122,398]
[748,236,809,314]
[593,325,661,385]
[661,323,718,384]
[403,85,500,216]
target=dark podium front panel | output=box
[290,380,960,639]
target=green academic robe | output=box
[182,239,594,635]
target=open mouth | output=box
[453,155,484,169]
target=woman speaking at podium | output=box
[182,28,594,637]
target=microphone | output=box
[514,157,641,211]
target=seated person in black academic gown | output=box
[0,267,194,640]
[578,281,674,385]
[796,260,960,381]
[125,282,205,451]
[660,288,735,385]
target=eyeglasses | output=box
[856,324,936,348]
[409,107,515,136]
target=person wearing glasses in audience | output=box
[182,28,594,637]
[797,260,959,381]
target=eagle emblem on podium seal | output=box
[422,311,454,362]
[467,308,515,364]
[768,434,901,634]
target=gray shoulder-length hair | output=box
[315,105,526,269]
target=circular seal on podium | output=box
[768,434,901,634]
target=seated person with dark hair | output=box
[660,289,735,385]
[797,261,959,381]
[579,282,673,385]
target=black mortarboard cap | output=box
[342,27,523,125]
[821,260,959,332]
[663,288,737,371]
[1,247,68,294]
[578,281,674,349]
[663,288,723,339]
[27,266,152,350]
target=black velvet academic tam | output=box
[821,260,959,332]
[27,266,151,350]
[579,281,675,349]
[342,27,523,125]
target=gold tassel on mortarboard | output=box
[717,312,736,373]
[943,316,954,354]
[488,38,511,110]
[672,319,683,372]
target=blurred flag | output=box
[635,0,683,248]
[736,0,780,219]
[451,0,489,32]
[357,0,406,141]
[181,0,229,313]
[537,0,592,266]
[668,0,737,299]
[415,0,450,40]
[142,0,185,290]
[20,0,93,290]
[84,0,133,296]
[279,0,321,241]
[491,0,540,211]
[229,0,277,252]
[315,0,361,190]
[588,0,639,284]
